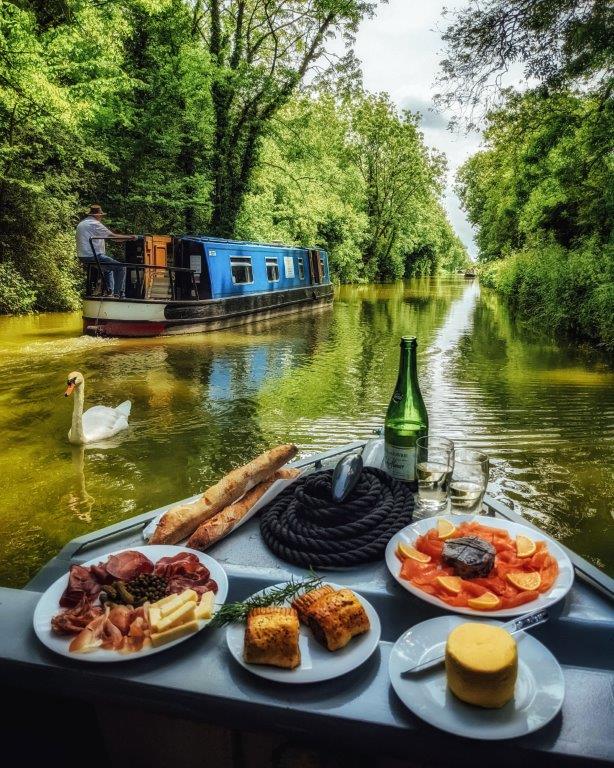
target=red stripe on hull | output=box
[83,319,167,337]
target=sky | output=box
[354,1,483,257]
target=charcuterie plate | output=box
[33,545,228,662]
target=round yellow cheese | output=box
[445,623,518,709]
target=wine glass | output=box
[449,448,489,514]
[415,436,455,514]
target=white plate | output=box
[33,545,228,662]
[142,468,304,543]
[389,615,564,740]
[226,582,381,683]
[385,514,574,617]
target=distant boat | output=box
[464,268,477,279]
[80,235,333,337]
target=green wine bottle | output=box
[384,336,428,487]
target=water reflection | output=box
[0,277,611,586]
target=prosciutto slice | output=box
[51,595,104,635]
[155,552,217,595]
[105,550,154,581]
[59,564,103,608]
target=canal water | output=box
[0,277,612,587]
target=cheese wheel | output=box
[445,623,517,708]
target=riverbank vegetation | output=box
[0,1,467,314]
[442,0,613,349]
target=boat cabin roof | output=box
[181,236,325,254]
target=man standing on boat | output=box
[76,204,135,298]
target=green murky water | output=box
[0,277,612,587]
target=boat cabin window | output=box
[320,256,325,277]
[230,256,253,285]
[266,257,280,282]
[297,257,305,280]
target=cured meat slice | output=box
[89,563,109,583]
[156,552,217,595]
[59,564,103,608]
[51,595,104,635]
[105,550,154,581]
[154,552,208,579]
[442,536,496,578]
[167,576,218,596]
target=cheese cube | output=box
[151,593,179,609]
[150,620,199,647]
[148,606,161,628]
[153,601,197,633]
[157,590,198,618]
[195,591,215,621]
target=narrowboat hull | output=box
[83,283,334,337]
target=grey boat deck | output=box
[2,442,613,766]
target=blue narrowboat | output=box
[81,235,333,337]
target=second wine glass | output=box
[415,435,454,514]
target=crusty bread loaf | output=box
[150,444,298,544]
[187,468,300,551]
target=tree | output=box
[194,0,376,237]
[456,88,613,347]
[0,0,128,311]
[439,0,614,122]
[349,93,446,279]
[95,0,214,235]
[237,92,369,281]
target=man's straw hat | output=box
[88,204,107,216]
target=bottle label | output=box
[385,443,417,482]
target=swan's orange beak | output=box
[64,382,75,397]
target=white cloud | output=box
[354,0,482,256]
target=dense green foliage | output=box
[457,89,613,348]
[443,0,613,349]
[0,0,466,314]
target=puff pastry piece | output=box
[243,607,301,669]
[305,589,370,651]
[292,585,336,624]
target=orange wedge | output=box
[467,591,502,611]
[516,534,536,558]
[506,571,541,591]
[436,575,462,594]
[437,518,456,540]
[397,542,431,563]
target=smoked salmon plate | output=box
[385,515,574,617]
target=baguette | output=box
[150,444,298,544]
[187,467,301,551]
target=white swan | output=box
[64,371,131,445]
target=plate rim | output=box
[388,615,565,740]
[225,581,381,684]
[33,544,228,662]
[385,513,574,617]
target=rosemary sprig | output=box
[211,572,323,627]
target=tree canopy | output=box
[439,0,613,123]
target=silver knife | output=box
[400,608,549,676]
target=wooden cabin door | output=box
[309,250,322,284]
[144,236,171,299]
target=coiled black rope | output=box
[260,467,414,568]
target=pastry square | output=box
[292,584,336,624]
[305,588,370,651]
[243,607,301,669]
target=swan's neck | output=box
[70,384,86,444]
